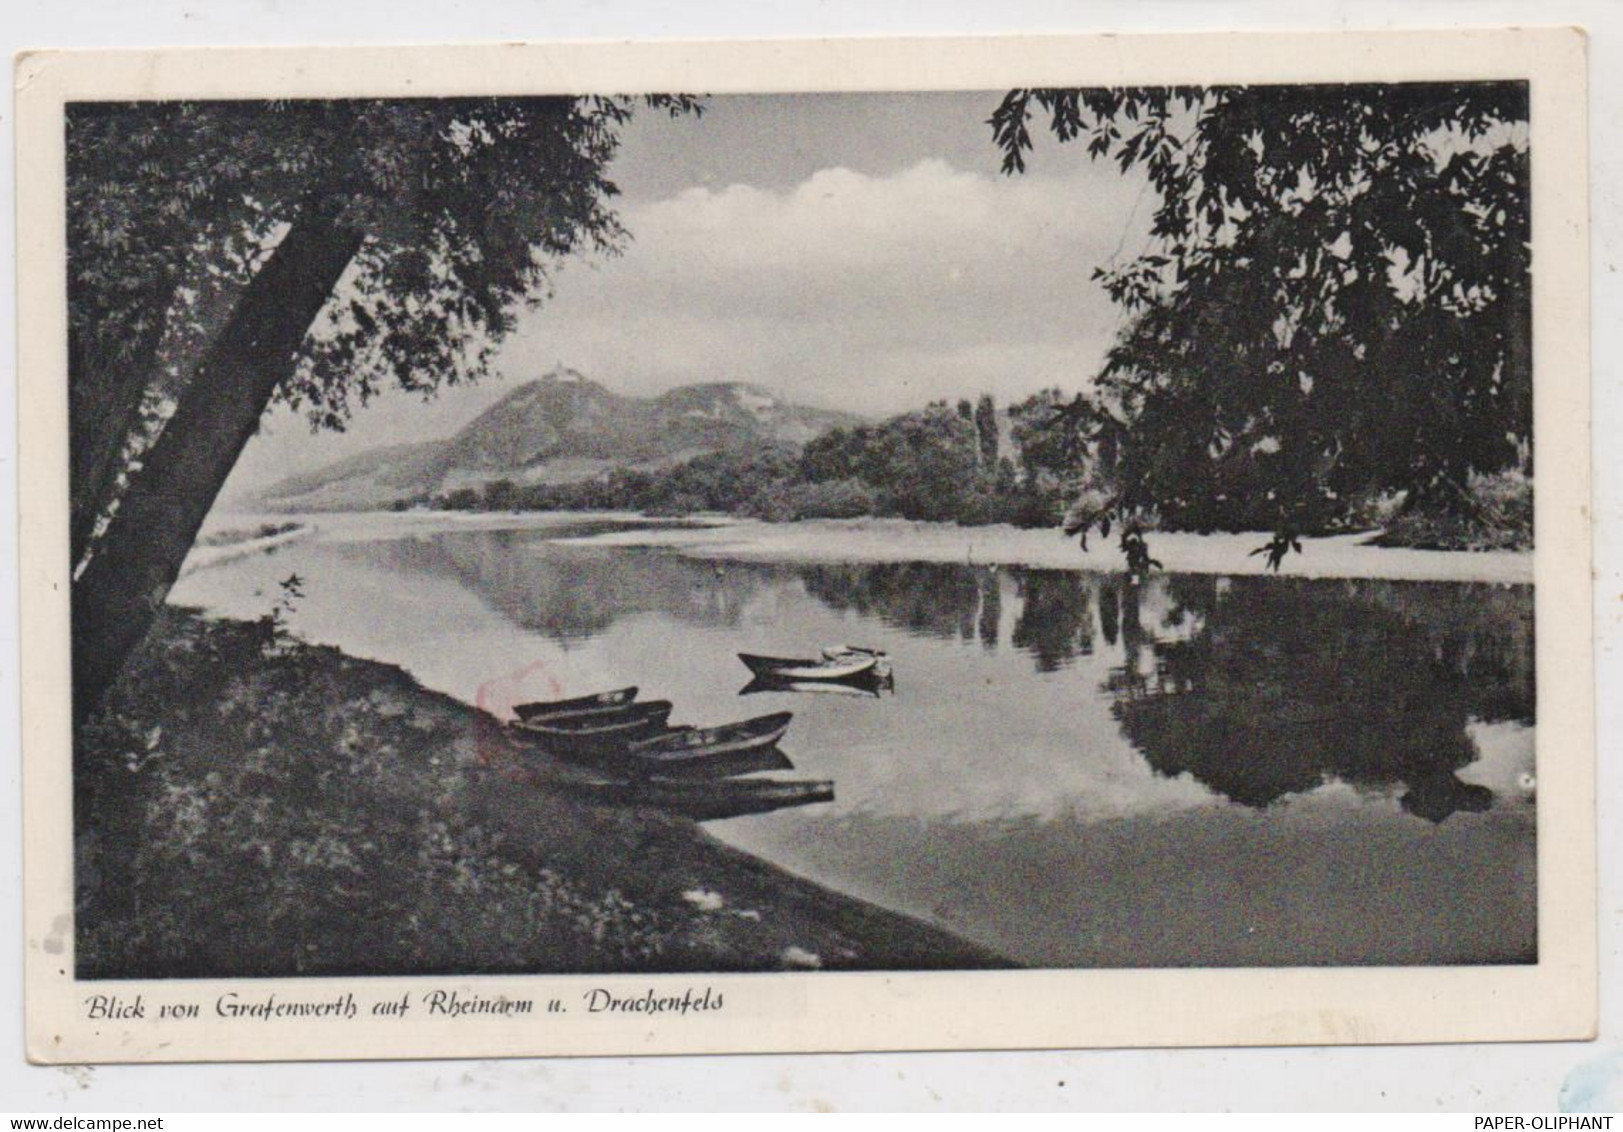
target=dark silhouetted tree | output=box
[991,83,1531,567]
[799,405,978,522]
[69,95,699,717]
[974,393,999,469]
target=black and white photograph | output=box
[16,31,1594,1062]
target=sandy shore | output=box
[216,509,1533,584]
[555,515,1534,585]
[180,523,314,575]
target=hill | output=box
[255,367,863,512]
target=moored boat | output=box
[738,652,878,681]
[823,645,892,679]
[512,686,638,722]
[821,644,886,660]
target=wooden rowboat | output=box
[626,744,794,781]
[625,712,794,778]
[629,711,792,758]
[821,644,886,660]
[738,652,877,681]
[823,645,892,678]
[512,686,638,722]
[509,700,673,757]
[512,699,671,735]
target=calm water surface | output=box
[172,515,1536,968]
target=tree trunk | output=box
[71,211,364,721]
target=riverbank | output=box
[77,608,1009,978]
[555,515,1534,585]
[211,509,1533,585]
[180,521,314,576]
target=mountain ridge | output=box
[254,369,863,512]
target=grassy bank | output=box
[76,609,1009,979]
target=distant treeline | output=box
[411,391,1531,550]
[195,521,304,548]
[420,395,1074,529]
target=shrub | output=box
[745,478,876,522]
[1375,471,1533,551]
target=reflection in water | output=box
[1010,571,1094,672]
[354,531,1532,822]
[976,570,1000,653]
[1099,581,1119,648]
[739,672,895,699]
[1105,575,1532,821]
[344,532,784,641]
[173,521,1536,967]
[789,549,1532,820]
[802,562,986,642]
[357,531,1533,821]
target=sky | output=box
[227,91,1153,495]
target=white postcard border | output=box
[16,28,1595,1063]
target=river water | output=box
[171,513,1536,968]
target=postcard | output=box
[16,28,1594,1062]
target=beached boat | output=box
[738,652,878,681]
[627,744,794,781]
[628,711,793,768]
[512,686,638,722]
[508,700,673,756]
[578,777,835,821]
[513,699,672,735]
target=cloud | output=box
[498,157,1149,417]
[229,155,1150,494]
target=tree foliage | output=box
[69,95,698,716]
[973,393,999,469]
[800,404,980,522]
[990,83,1531,565]
[68,95,699,564]
[446,395,1056,528]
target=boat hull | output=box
[512,686,638,722]
[630,711,793,759]
[738,653,877,681]
[628,745,794,780]
[509,702,674,757]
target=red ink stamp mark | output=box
[474,660,566,772]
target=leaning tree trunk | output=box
[68,284,179,568]
[71,212,364,721]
